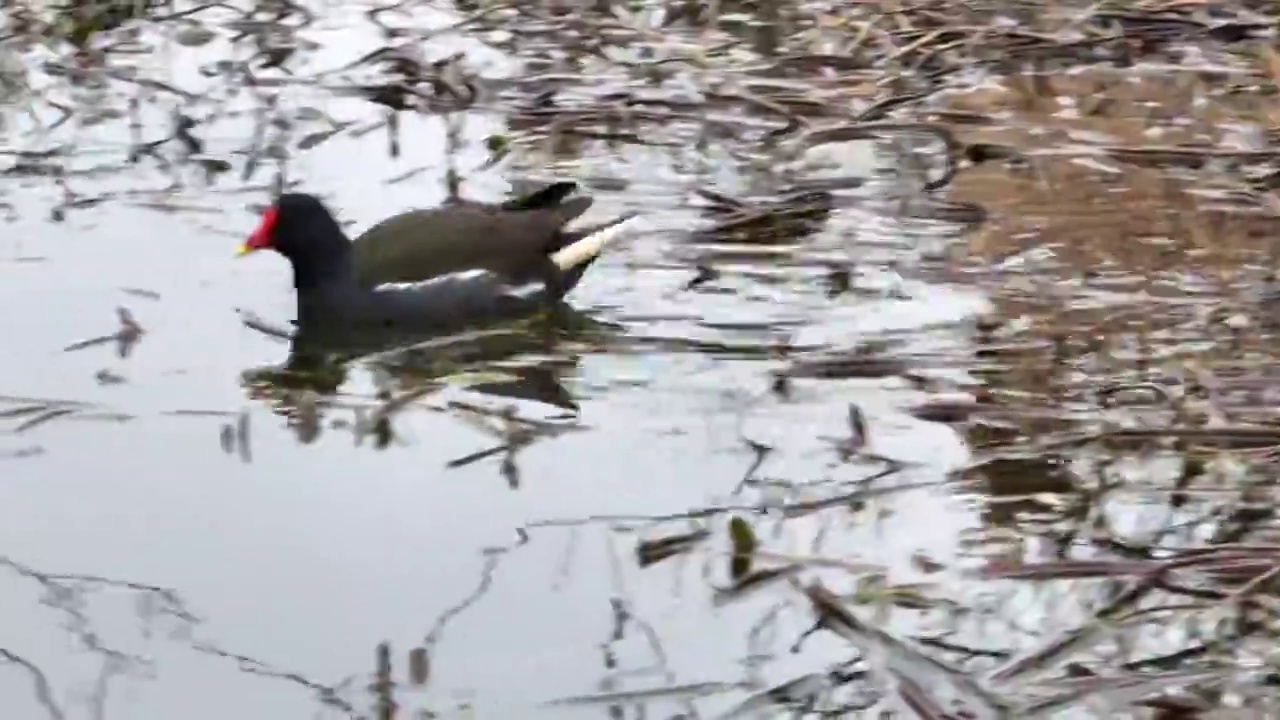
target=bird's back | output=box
[352,198,593,287]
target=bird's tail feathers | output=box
[551,213,642,271]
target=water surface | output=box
[0,3,989,717]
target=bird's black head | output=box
[239,193,354,290]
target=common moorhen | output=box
[237,191,638,343]
[295,181,596,289]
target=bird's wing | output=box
[352,206,571,286]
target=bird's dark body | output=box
[244,183,625,352]
[295,269,548,347]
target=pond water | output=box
[0,2,995,718]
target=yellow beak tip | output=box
[235,245,254,257]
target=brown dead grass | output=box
[927,62,1280,406]
[943,67,1280,285]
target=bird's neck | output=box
[290,215,358,293]
[292,247,356,292]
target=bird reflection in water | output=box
[237,305,605,482]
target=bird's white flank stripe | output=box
[374,268,491,292]
[550,215,643,272]
[372,273,548,300]
[505,279,546,300]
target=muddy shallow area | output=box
[6,1,1280,718]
